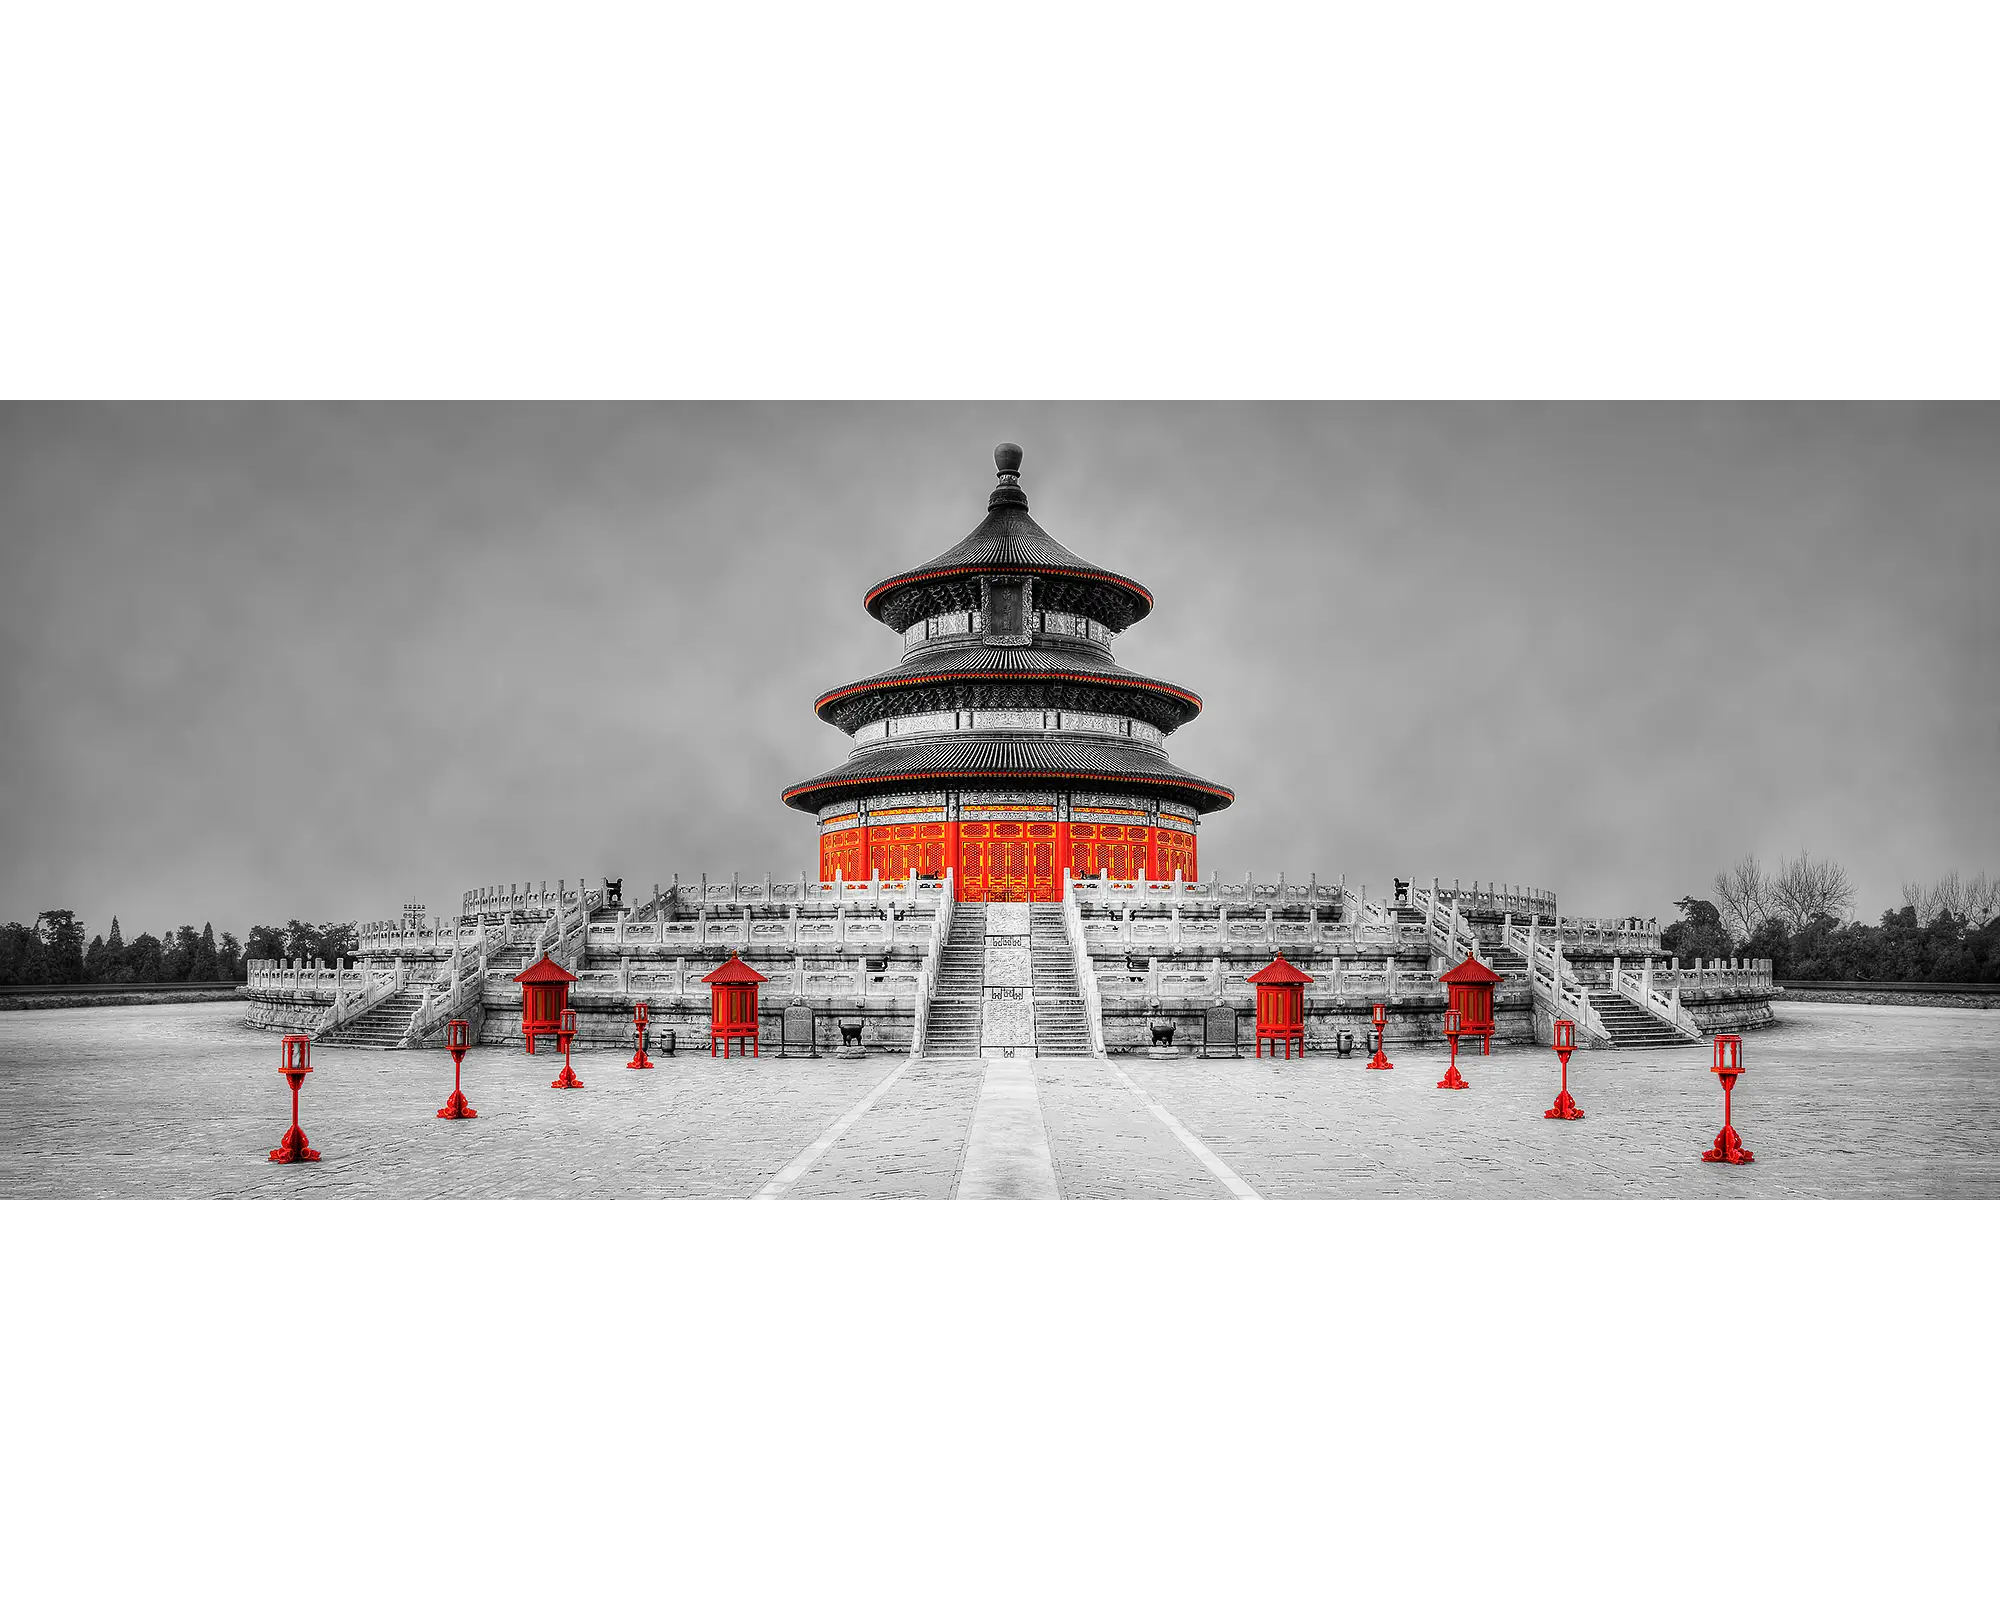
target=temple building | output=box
[242,441,1778,1057]
[783,444,1231,901]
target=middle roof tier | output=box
[812,641,1206,736]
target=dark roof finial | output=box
[989,442,1027,509]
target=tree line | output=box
[1661,855,2000,983]
[0,913,359,987]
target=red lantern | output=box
[1545,1016,1583,1120]
[703,950,768,1058]
[1247,954,1312,1059]
[627,999,654,1071]
[513,953,576,1056]
[1365,999,1393,1070]
[1702,1033,1753,1164]
[438,1016,477,1119]
[1437,1006,1469,1089]
[551,1005,583,1090]
[268,1034,321,1163]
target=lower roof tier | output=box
[782,732,1235,816]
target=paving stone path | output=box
[2,1003,1994,1198]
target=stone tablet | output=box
[1203,1003,1239,1058]
[781,1000,816,1058]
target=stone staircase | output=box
[1583,986,1696,1049]
[923,902,987,1057]
[320,984,428,1048]
[1028,904,1093,1056]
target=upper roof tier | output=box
[862,444,1155,634]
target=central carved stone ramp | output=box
[1583,986,1698,1048]
[979,903,1036,1058]
[1028,904,1092,1055]
[922,902,987,1057]
[320,984,427,1049]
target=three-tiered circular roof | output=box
[783,444,1232,816]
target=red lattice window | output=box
[820,827,866,885]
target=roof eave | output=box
[781,768,1235,815]
[862,562,1155,624]
[812,666,1204,724]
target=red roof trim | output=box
[864,563,1154,614]
[1439,953,1503,985]
[1248,955,1316,986]
[781,769,1236,805]
[702,953,768,985]
[816,667,1202,717]
[512,954,577,985]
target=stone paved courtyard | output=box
[1,1001,1994,1198]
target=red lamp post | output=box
[1365,1000,1394,1070]
[268,1033,321,1163]
[437,1016,476,1119]
[551,1005,583,1090]
[1545,1016,1583,1120]
[1437,1006,1469,1089]
[1701,1033,1754,1165]
[626,1000,654,1071]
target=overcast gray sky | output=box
[2,402,1994,944]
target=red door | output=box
[990,824,1029,901]
[1028,823,1058,901]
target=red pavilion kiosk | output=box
[1247,954,1314,1059]
[1437,951,1501,1055]
[703,950,768,1058]
[513,953,576,1056]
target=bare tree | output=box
[1772,851,1854,935]
[1901,870,1998,927]
[1712,855,1778,941]
[1903,874,1947,924]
